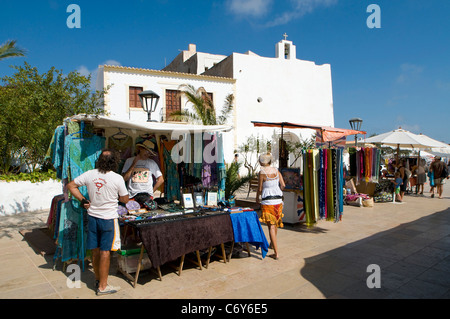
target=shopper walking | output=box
[412,159,427,195]
[67,149,129,295]
[398,159,410,200]
[430,156,449,199]
[256,153,285,260]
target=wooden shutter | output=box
[129,86,143,108]
[166,89,181,121]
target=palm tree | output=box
[0,40,26,61]
[225,161,255,200]
[169,84,233,125]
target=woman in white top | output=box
[256,153,285,260]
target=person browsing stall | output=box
[122,140,164,204]
[256,153,286,260]
[67,149,129,296]
[430,156,449,199]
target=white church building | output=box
[95,37,335,164]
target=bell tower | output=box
[275,33,297,60]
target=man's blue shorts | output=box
[87,215,121,251]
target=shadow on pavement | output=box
[300,208,450,299]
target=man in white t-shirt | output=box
[67,149,129,296]
[122,139,164,204]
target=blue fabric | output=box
[57,200,86,263]
[46,125,66,179]
[230,211,269,259]
[338,149,344,217]
[62,133,105,209]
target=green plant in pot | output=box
[225,161,254,206]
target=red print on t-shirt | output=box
[93,177,107,194]
[95,182,104,192]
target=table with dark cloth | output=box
[229,210,269,259]
[134,212,234,269]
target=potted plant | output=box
[225,161,254,206]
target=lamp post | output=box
[138,90,160,122]
[349,117,363,147]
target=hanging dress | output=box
[108,134,133,173]
[162,140,181,201]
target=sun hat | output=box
[259,153,273,165]
[135,139,157,156]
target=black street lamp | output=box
[139,90,160,122]
[349,117,363,147]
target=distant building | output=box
[96,37,334,165]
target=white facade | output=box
[163,43,227,75]
[96,38,334,165]
[96,65,236,162]
[96,66,235,122]
[202,39,334,165]
[228,47,334,148]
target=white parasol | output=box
[415,134,450,155]
[364,128,438,163]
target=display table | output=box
[118,209,272,287]
[229,210,269,259]
[123,211,233,286]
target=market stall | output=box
[45,114,269,282]
[251,121,366,227]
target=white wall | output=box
[231,52,334,156]
[98,66,237,164]
[0,180,62,216]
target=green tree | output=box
[225,161,254,200]
[169,84,233,125]
[285,135,316,167]
[0,40,26,61]
[0,62,108,174]
[237,134,270,178]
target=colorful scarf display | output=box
[302,148,344,228]
[349,147,381,184]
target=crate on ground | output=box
[117,247,151,274]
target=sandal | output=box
[268,253,278,260]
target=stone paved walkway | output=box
[0,183,449,299]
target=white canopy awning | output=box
[66,114,233,134]
[364,128,436,149]
[415,134,450,154]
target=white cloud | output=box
[436,80,450,91]
[227,0,273,18]
[396,63,423,84]
[77,65,91,77]
[266,0,338,27]
[226,0,338,26]
[77,60,121,89]
[397,123,421,134]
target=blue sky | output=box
[1,0,449,143]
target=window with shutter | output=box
[129,86,143,108]
[165,89,181,121]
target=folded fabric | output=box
[230,211,269,258]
